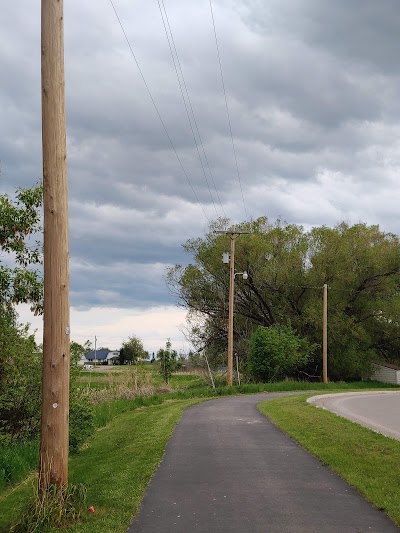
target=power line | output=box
[158,0,227,220]
[108,0,211,224]
[208,0,248,221]
[157,0,219,219]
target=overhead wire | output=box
[157,0,219,219]
[208,0,248,221]
[158,0,227,220]
[108,0,211,224]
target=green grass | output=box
[258,394,400,526]
[0,483,34,531]
[1,379,399,531]
[1,380,396,493]
[77,368,209,392]
[160,379,399,400]
[0,439,38,491]
[0,400,202,533]
[92,394,166,427]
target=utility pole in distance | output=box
[323,283,328,384]
[215,230,250,386]
[39,0,70,488]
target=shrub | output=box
[0,320,42,440]
[248,324,313,382]
[0,323,95,455]
[69,399,95,453]
[157,340,177,384]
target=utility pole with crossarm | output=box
[215,230,250,386]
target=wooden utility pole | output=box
[227,234,235,386]
[39,0,70,488]
[323,283,328,384]
[215,230,250,386]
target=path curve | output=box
[308,391,400,440]
[128,393,398,532]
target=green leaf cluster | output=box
[0,186,94,451]
[120,335,146,365]
[248,324,313,381]
[157,339,178,384]
[168,217,400,380]
[0,184,43,314]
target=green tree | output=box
[120,335,146,365]
[70,340,92,364]
[248,324,312,382]
[0,185,44,440]
[0,186,94,450]
[157,339,177,384]
[0,184,43,314]
[0,311,41,440]
[168,217,400,380]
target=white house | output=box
[370,362,400,385]
[77,355,88,366]
[85,349,120,366]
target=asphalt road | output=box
[127,393,398,532]
[308,391,400,440]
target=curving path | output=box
[127,393,398,532]
[308,391,400,440]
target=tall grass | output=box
[11,482,87,532]
[162,379,400,400]
[79,366,171,403]
[0,439,39,491]
[92,395,165,427]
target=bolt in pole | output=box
[39,0,70,489]
[323,283,328,384]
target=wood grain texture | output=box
[39,0,70,488]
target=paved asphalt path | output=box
[127,393,399,533]
[308,391,400,440]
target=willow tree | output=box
[168,217,400,380]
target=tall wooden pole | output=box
[215,229,250,387]
[39,0,70,488]
[227,235,235,387]
[323,283,328,384]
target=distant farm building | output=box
[85,349,120,366]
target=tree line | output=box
[167,217,400,380]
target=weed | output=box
[11,482,87,532]
[0,439,38,491]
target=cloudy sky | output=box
[2,0,400,353]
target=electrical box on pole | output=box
[215,229,251,386]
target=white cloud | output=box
[17,303,189,355]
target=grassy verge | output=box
[2,380,399,530]
[258,394,400,526]
[0,439,38,491]
[89,380,398,428]
[1,399,203,533]
[2,380,397,492]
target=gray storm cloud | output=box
[1,0,400,313]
